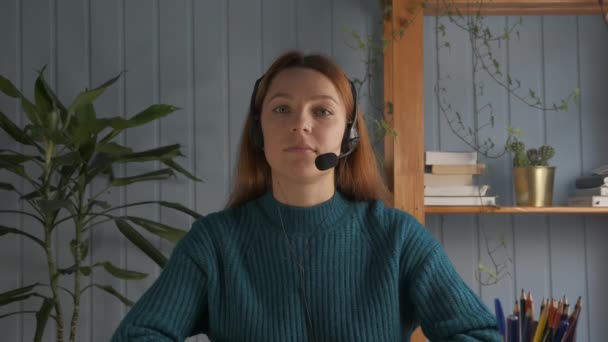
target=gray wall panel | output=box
[0,1,22,341]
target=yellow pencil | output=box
[533,301,550,342]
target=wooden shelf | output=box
[424,0,603,16]
[425,206,608,214]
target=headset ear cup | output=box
[341,125,360,154]
[249,118,264,151]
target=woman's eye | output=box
[273,105,290,114]
[314,108,332,117]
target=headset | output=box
[247,74,360,160]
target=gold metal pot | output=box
[513,166,556,207]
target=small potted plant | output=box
[507,138,556,206]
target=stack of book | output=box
[424,151,496,206]
[568,164,608,207]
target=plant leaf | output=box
[0,182,17,192]
[107,104,179,130]
[35,68,69,124]
[158,201,202,219]
[80,266,92,276]
[0,152,41,168]
[114,144,183,163]
[161,159,201,182]
[38,199,73,216]
[0,283,40,305]
[115,219,167,268]
[87,200,111,210]
[0,74,41,125]
[0,74,21,97]
[93,284,134,306]
[52,151,81,166]
[70,104,110,150]
[95,142,133,156]
[20,189,44,201]
[0,225,45,248]
[33,298,54,342]
[34,76,53,117]
[86,153,113,181]
[111,168,175,186]
[0,110,36,146]
[98,261,148,280]
[68,73,122,115]
[123,216,187,243]
[0,294,34,306]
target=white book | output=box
[424,185,489,197]
[425,151,477,165]
[572,186,608,197]
[424,196,496,206]
[424,173,474,186]
[568,196,608,207]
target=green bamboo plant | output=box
[0,67,201,342]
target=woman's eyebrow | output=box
[267,92,338,105]
[310,94,338,104]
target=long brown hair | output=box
[225,50,391,208]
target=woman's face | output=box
[260,67,347,184]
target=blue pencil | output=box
[495,298,506,339]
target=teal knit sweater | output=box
[112,191,500,341]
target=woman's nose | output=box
[291,112,311,133]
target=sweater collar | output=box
[255,190,350,235]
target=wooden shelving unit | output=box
[424,0,602,15]
[425,206,608,214]
[383,0,607,223]
[383,1,605,341]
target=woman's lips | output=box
[284,145,316,153]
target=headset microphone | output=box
[314,145,357,171]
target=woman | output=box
[112,51,500,341]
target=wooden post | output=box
[384,0,425,223]
[384,0,426,341]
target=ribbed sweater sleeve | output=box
[111,225,209,342]
[395,212,500,342]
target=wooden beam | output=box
[384,0,426,339]
[385,0,426,224]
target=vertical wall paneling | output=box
[543,15,589,342]
[579,15,608,342]
[158,0,194,261]
[422,16,441,240]
[433,16,479,289]
[56,0,88,338]
[262,0,297,68]
[297,0,333,54]
[193,0,229,215]
[19,0,56,340]
[122,1,164,341]
[227,0,262,176]
[332,0,373,95]
[505,15,552,304]
[472,16,515,305]
[89,0,125,341]
[0,0,21,340]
